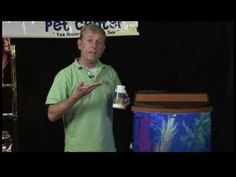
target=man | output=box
[45,24,130,152]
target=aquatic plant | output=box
[180,113,211,151]
[155,115,177,152]
[139,117,151,151]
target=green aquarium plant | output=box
[155,115,177,152]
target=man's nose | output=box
[91,41,99,48]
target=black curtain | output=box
[6,21,233,152]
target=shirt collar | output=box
[74,58,105,70]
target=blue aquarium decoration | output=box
[133,112,211,152]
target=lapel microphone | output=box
[88,72,94,79]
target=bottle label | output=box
[113,92,126,109]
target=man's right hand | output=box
[72,81,102,100]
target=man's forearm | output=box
[47,82,102,122]
[48,95,80,122]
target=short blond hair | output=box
[80,24,106,42]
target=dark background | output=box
[3,21,234,152]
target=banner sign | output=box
[2,21,139,38]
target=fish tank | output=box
[132,92,212,152]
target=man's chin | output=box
[88,57,99,62]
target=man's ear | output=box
[102,44,106,52]
[77,39,81,50]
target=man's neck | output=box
[77,57,97,69]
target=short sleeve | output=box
[45,70,69,105]
[110,66,121,88]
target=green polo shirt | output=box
[45,59,121,152]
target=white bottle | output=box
[113,85,126,109]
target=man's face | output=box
[78,30,106,62]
